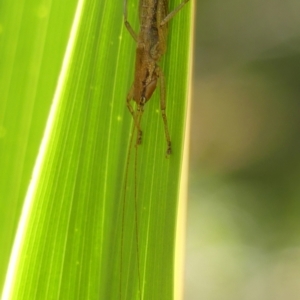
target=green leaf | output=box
[0,0,78,292]
[1,0,193,299]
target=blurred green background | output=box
[185,1,300,299]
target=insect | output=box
[124,0,189,156]
[120,0,190,298]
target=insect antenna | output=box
[121,109,142,300]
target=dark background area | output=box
[185,1,300,299]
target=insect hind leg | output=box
[157,67,172,156]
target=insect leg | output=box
[126,88,143,145]
[157,67,172,156]
[135,109,143,146]
[124,0,138,41]
[160,0,190,26]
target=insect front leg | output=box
[157,67,172,156]
[126,89,143,145]
[135,108,143,146]
[160,0,190,26]
[124,0,138,41]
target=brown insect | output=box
[124,0,189,156]
[120,0,190,299]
